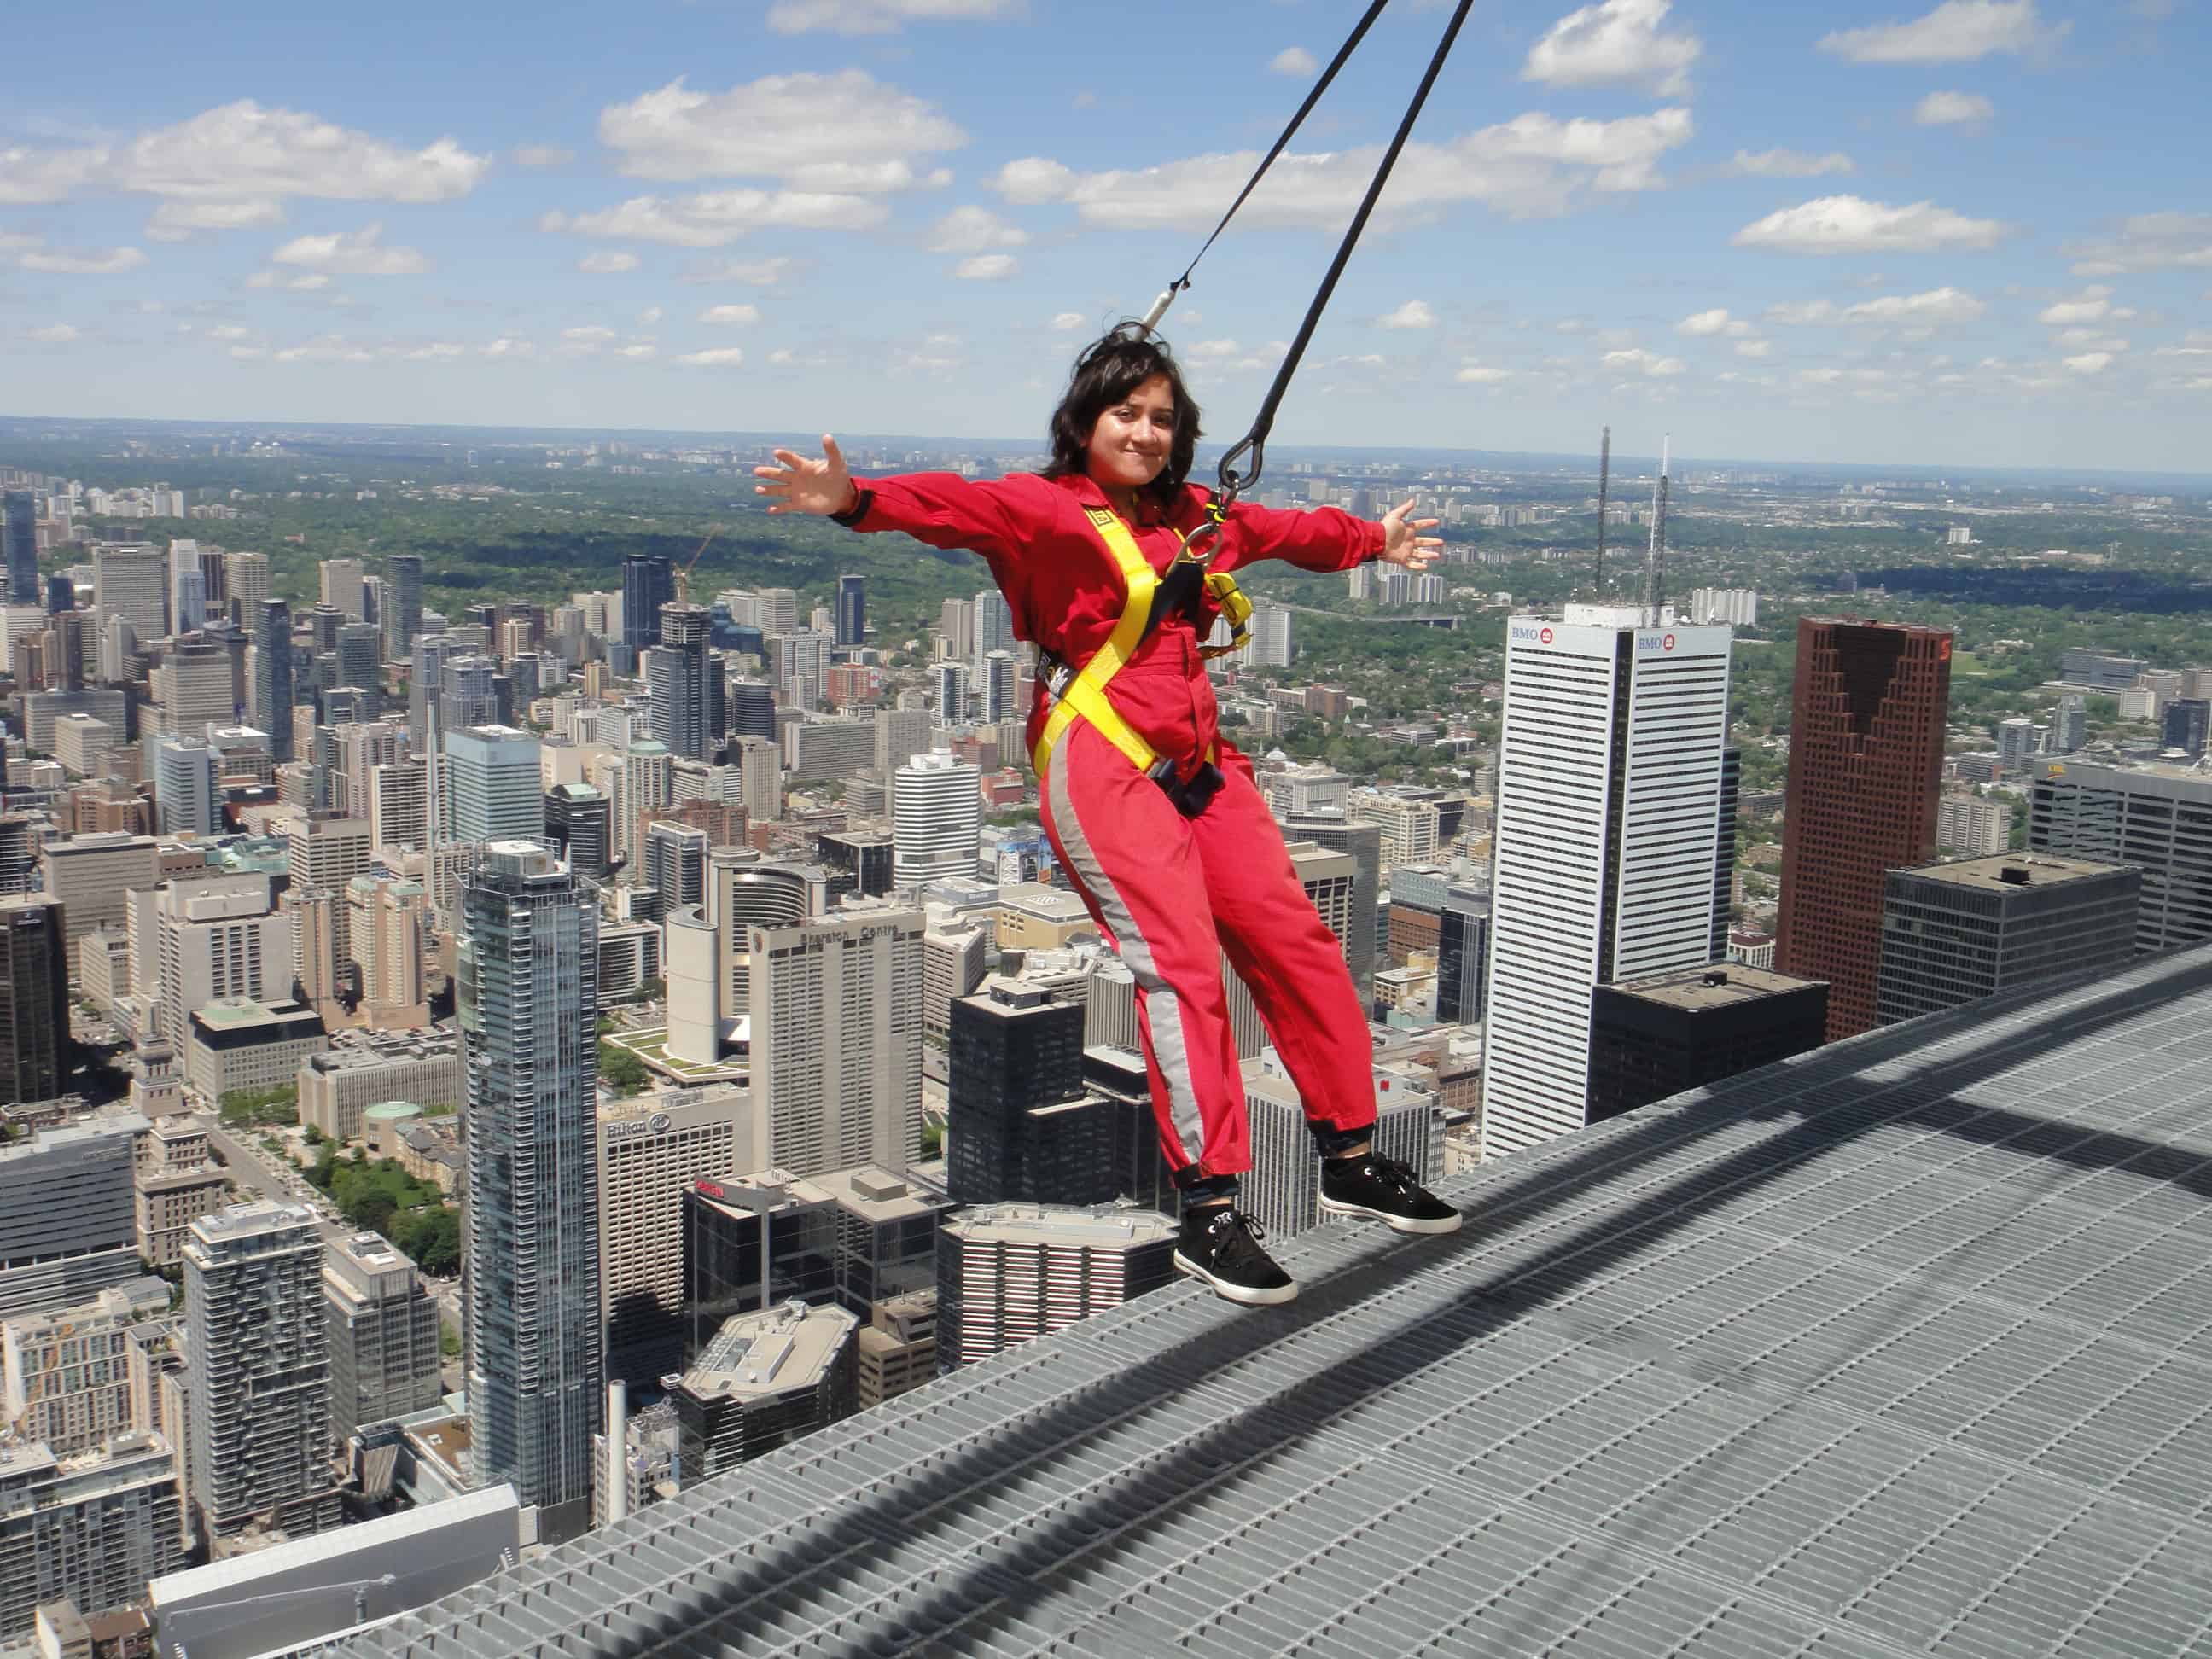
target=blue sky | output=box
[3,0,2208,472]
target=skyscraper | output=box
[642,820,708,911]
[980,649,1018,725]
[2030,760,2212,953]
[1,490,35,606]
[93,544,166,644]
[223,550,269,626]
[387,553,423,661]
[0,896,68,1107]
[2163,698,2209,760]
[725,677,774,742]
[253,599,296,762]
[544,782,612,879]
[461,841,602,1542]
[323,1229,444,1439]
[645,602,722,762]
[893,750,981,887]
[445,724,544,847]
[620,554,673,658]
[183,1201,344,1548]
[971,587,1013,686]
[1481,606,1733,1156]
[946,978,1093,1204]
[835,573,865,649]
[1775,618,1952,1040]
[932,661,969,725]
[151,736,222,837]
[749,905,923,1178]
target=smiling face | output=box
[1083,373,1177,498]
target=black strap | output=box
[1168,0,1394,300]
[1215,0,1477,502]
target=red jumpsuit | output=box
[841,469,1382,1179]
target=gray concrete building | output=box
[0,1431,184,1644]
[323,1230,444,1441]
[0,1116,143,1321]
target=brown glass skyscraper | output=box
[1777,618,1952,1039]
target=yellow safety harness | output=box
[1030,503,1254,785]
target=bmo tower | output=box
[1481,605,1734,1156]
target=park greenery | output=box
[306,1144,461,1275]
[218,1084,298,1129]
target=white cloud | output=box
[542,192,886,247]
[0,143,109,204]
[2061,213,2212,276]
[1523,0,1701,96]
[1914,90,1994,125]
[927,204,1027,252]
[677,346,748,366]
[228,346,265,360]
[208,324,254,341]
[119,102,486,202]
[398,341,468,360]
[678,256,795,285]
[2039,286,2136,324]
[952,253,1019,280]
[1732,195,2009,254]
[1455,362,1514,384]
[637,306,663,325]
[511,144,574,167]
[1735,339,1773,358]
[25,323,79,344]
[245,269,332,290]
[618,344,657,359]
[1840,285,1986,323]
[579,249,641,274]
[272,223,429,275]
[480,336,535,358]
[1767,300,1840,324]
[1051,311,1086,330]
[596,73,964,189]
[700,303,762,324]
[2052,329,2129,352]
[1377,300,1436,329]
[1819,0,2064,63]
[145,198,283,241]
[15,243,146,275]
[2064,351,2114,375]
[1676,307,1755,336]
[1270,46,1318,76]
[272,334,375,364]
[988,107,1694,230]
[765,0,1019,34]
[1603,346,1685,376]
[1727,148,1855,177]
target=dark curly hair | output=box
[1042,327,1202,511]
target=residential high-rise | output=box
[151,735,222,837]
[1,490,35,606]
[1481,607,1734,1156]
[0,1284,148,1457]
[1775,619,1953,1040]
[670,1301,858,1486]
[461,841,602,1543]
[253,599,295,761]
[645,602,723,762]
[936,1205,1176,1374]
[445,724,544,847]
[183,1201,343,1548]
[835,573,865,649]
[2030,760,2212,953]
[1937,795,2012,856]
[893,750,981,887]
[620,554,674,658]
[971,587,1013,686]
[323,1229,443,1440]
[0,898,68,1106]
[1242,1057,1440,1239]
[0,1432,184,1643]
[93,545,166,644]
[347,872,430,1027]
[1997,716,2039,775]
[544,782,612,879]
[979,649,1017,725]
[1249,603,1295,668]
[387,553,423,661]
[2052,695,2087,754]
[932,661,969,724]
[1875,853,2141,1026]
[1586,964,1829,1124]
[749,905,923,1178]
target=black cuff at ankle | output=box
[1174,1168,1239,1207]
[1307,1121,1373,1158]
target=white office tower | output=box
[318,556,368,620]
[1481,605,1732,1156]
[93,544,166,644]
[932,661,969,725]
[445,724,544,847]
[894,750,981,887]
[1242,1054,1441,1239]
[1249,604,1295,667]
[183,1201,343,1551]
[734,734,782,825]
[151,735,222,837]
[749,904,923,1177]
[972,588,1013,686]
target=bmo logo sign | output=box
[1636,632,1678,653]
[1509,622,1554,646]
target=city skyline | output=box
[1,1,2208,471]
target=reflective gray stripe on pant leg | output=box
[1046,742,1208,1167]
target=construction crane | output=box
[672,523,724,608]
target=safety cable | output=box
[1163,0,1393,308]
[1213,0,1477,504]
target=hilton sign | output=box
[604,1113,672,1140]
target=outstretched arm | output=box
[1222,493,1443,575]
[753,435,1049,569]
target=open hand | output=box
[753,434,859,516]
[1379,497,1443,570]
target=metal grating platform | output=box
[338,946,2212,1657]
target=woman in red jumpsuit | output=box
[755,329,1460,1305]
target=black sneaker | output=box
[1174,1207,1297,1307]
[1318,1155,1462,1235]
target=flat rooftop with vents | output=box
[335,944,2212,1658]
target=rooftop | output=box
[681,1301,860,1402]
[337,944,2212,1659]
[1607,961,1828,1011]
[1898,852,2138,894]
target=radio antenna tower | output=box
[1642,435,1671,626]
[1593,426,1610,599]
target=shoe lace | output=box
[1369,1155,1420,1193]
[1208,1207,1271,1260]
